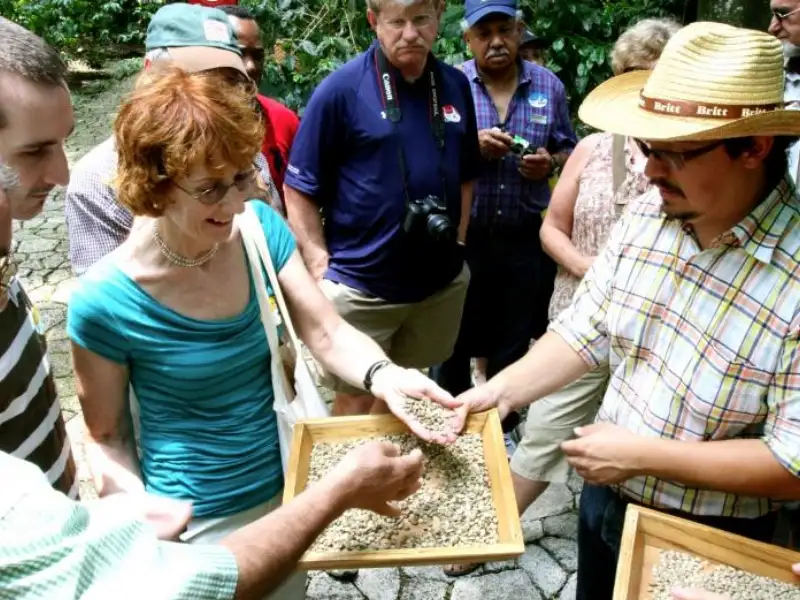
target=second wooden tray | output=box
[614,504,800,599]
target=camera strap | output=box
[374,47,447,207]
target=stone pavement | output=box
[14,71,582,599]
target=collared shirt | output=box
[461,59,577,226]
[0,451,239,598]
[65,137,278,276]
[285,41,482,303]
[551,178,800,518]
[1,277,77,499]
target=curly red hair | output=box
[113,64,264,217]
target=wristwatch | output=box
[364,359,392,394]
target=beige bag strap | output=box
[239,210,293,392]
[611,134,626,195]
[241,204,302,355]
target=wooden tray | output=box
[283,409,525,570]
[614,504,800,599]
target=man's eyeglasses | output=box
[634,139,725,170]
[772,5,800,21]
[173,167,259,206]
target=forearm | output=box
[488,331,590,414]
[540,222,590,278]
[222,475,349,599]
[284,186,328,280]
[637,438,800,500]
[84,435,144,496]
[458,181,473,244]
[308,317,388,391]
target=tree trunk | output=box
[697,0,770,31]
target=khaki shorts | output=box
[320,265,470,394]
[510,368,608,483]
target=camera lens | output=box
[427,214,456,244]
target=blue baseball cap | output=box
[464,0,518,27]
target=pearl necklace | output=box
[152,222,219,268]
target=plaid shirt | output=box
[0,451,238,599]
[65,137,279,276]
[551,178,800,518]
[461,59,576,227]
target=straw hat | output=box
[578,21,800,141]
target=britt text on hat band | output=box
[638,93,782,120]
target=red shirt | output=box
[257,95,299,202]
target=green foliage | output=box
[523,0,685,110]
[0,0,163,66]
[2,0,687,116]
[246,0,685,115]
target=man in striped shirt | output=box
[460,23,800,600]
[0,18,77,498]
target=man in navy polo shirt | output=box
[431,0,577,465]
[284,0,480,416]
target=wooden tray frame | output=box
[614,504,800,599]
[283,409,525,570]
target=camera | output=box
[508,134,534,157]
[402,195,457,244]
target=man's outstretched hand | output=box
[328,441,425,517]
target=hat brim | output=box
[466,6,517,27]
[579,70,800,141]
[166,46,248,78]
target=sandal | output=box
[443,562,482,577]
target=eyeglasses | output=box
[173,167,259,206]
[772,5,800,21]
[634,139,725,170]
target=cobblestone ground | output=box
[16,71,581,600]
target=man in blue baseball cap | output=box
[433,0,576,578]
[65,3,282,277]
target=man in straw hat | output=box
[456,21,800,599]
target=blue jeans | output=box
[577,484,779,600]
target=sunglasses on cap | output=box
[772,5,800,21]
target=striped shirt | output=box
[0,277,77,498]
[551,177,800,518]
[0,451,238,599]
[461,59,577,224]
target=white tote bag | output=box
[239,204,330,475]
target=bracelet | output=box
[363,359,392,393]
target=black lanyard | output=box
[374,48,448,207]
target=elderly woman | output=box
[67,65,459,598]
[443,17,681,578]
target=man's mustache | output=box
[650,177,685,197]
[486,49,509,59]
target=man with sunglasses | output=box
[218,5,299,205]
[65,3,281,277]
[458,22,800,599]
